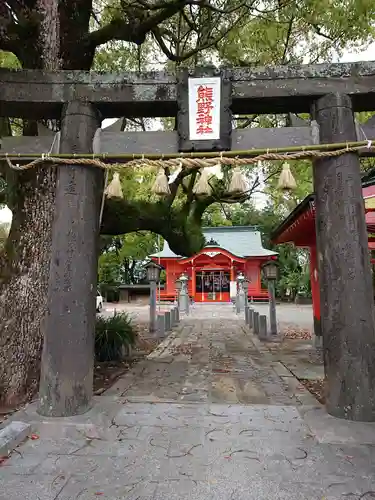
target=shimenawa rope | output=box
[3,140,373,195]
[3,141,374,172]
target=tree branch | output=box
[89,0,187,48]
[281,16,294,64]
[309,23,335,42]
[0,3,23,55]
[169,166,200,203]
[89,0,249,61]
[132,0,249,15]
[237,115,259,129]
[152,15,243,62]
[101,197,205,256]
[88,18,144,47]
[182,0,250,15]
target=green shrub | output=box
[95,312,137,362]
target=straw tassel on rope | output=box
[104,172,123,198]
[152,168,171,195]
[193,168,213,196]
[228,167,247,195]
[277,162,297,190]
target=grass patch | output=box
[95,312,137,362]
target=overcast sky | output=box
[1,42,375,225]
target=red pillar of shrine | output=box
[310,246,322,348]
[191,265,196,300]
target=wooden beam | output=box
[3,126,375,159]
[0,69,177,119]
[0,127,312,156]
[1,61,375,118]
[231,62,375,114]
[99,127,316,155]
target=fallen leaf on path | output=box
[300,379,325,404]
[283,326,312,340]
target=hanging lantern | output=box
[152,168,171,195]
[277,162,297,190]
[228,167,247,195]
[193,168,213,196]
[104,172,123,199]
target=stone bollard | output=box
[253,311,259,336]
[259,315,268,340]
[170,308,176,327]
[157,314,165,338]
[235,295,240,314]
[165,311,171,332]
[245,306,249,325]
[175,307,180,323]
[249,308,254,330]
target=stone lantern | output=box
[262,260,279,336]
[144,260,163,334]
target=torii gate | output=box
[1,62,375,421]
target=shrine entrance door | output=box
[195,270,230,302]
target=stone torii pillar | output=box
[38,101,103,417]
[312,93,375,421]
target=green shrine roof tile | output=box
[151,226,277,259]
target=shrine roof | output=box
[272,170,375,245]
[362,167,375,187]
[151,226,277,259]
[271,195,315,245]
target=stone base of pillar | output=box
[314,335,323,349]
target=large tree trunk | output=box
[0,0,59,408]
[0,166,56,406]
[0,1,94,408]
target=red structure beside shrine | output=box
[272,181,375,338]
[151,226,276,302]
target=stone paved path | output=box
[2,303,375,499]
[106,304,305,405]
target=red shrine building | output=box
[151,226,277,302]
[272,178,375,338]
